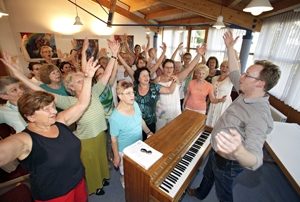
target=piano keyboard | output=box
[158,131,211,198]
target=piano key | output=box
[162,181,172,189]
[159,131,211,198]
[164,179,174,187]
[169,173,179,181]
[167,175,177,183]
[159,184,170,193]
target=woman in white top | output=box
[206,60,233,127]
[154,45,206,131]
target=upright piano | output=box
[123,110,212,202]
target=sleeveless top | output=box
[20,122,84,200]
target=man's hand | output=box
[215,128,242,156]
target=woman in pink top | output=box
[183,64,226,114]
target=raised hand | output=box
[21,35,28,45]
[160,42,167,52]
[107,39,120,56]
[177,42,183,50]
[196,44,207,56]
[82,57,100,78]
[223,31,239,48]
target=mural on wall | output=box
[114,35,134,52]
[20,33,57,58]
[74,39,99,61]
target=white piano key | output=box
[159,131,211,198]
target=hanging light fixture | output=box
[73,0,83,25]
[0,3,9,18]
[213,2,225,29]
[243,0,273,16]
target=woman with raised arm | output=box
[206,60,233,127]
[183,64,226,114]
[0,58,98,202]
[133,67,177,140]
[154,44,206,130]
[2,39,120,195]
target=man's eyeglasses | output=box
[242,72,262,81]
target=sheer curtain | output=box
[255,11,300,111]
[206,28,246,63]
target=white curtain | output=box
[206,28,246,63]
[254,11,300,111]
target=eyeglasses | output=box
[242,72,261,80]
[140,148,152,154]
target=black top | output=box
[21,122,84,200]
[205,69,221,83]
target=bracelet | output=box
[146,131,151,135]
[111,55,117,59]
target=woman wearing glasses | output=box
[109,80,153,188]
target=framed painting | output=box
[20,32,57,58]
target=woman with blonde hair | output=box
[184,64,226,114]
[206,60,233,127]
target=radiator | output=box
[270,105,287,122]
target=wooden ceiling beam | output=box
[260,0,300,18]
[157,0,262,31]
[160,16,214,25]
[94,0,151,25]
[119,0,158,12]
[146,8,182,20]
[228,0,242,8]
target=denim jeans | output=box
[194,150,244,202]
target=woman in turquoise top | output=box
[109,80,153,188]
[39,64,69,96]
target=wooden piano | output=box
[123,110,212,202]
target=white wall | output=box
[0,0,153,58]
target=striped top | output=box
[56,82,107,139]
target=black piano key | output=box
[193,144,201,149]
[168,174,177,182]
[184,155,193,162]
[178,162,187,169]
[186,151,196,157]
[162,180,173,188]
[199,137,207,142]
[180,160,189,166]
[166,177,176,184]
[182,159,190,166]
[177,163,185,170]
[196,140,204,146]
[172,169,182,177]
[159,185,170,193]
[165,178,175,187]
[170,173,179,181]
[203,131,210,136]
[175,164,185,172]
[190,147,198,153]
[162,181,172,190]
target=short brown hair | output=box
[39,64,61,84]
[117,80,133,95]
[0,76,20,94]
[18,91,55,122]
[255,60,281,91]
